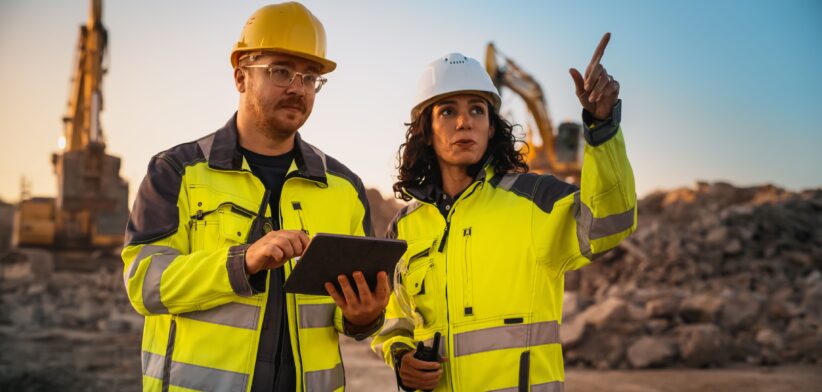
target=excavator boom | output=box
[485,43,582,182]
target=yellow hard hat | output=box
[230,2,336,73]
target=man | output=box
[122,3,389,391]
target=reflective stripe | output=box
[372,317,415,355]
[590,207,635,239]
[299,303,336,328]
[453,321,559,357]
[142,350,164,379]
[574,192,594,259]
[142,253,177,314]
[181,302,261,330]
[532,381,565,392]
[496,173,520,191]
[378,317,415,336]
[304,362,345,391]
[169,360,249,392]
[124,245,178,288]
[491,381,564,392]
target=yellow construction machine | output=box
[13,0,128,249]
[485,43,583,183]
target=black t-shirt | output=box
[241,146,296,392]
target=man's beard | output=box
[246,92,309,142]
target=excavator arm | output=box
[485,43,582,182]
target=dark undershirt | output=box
[241,146,296,392]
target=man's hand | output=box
[325,271,390,327]
[244,230,310,275]
[569,32,620,120]
[398,349,448,391]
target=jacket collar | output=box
[201,113,328,185]
[403,155,494,203]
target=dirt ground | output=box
[340,337,822,392]
[1,330,818,391]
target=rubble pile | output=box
[0,248,142,391]
[562,182,822,369]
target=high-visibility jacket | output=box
[123,115,374,392]
[372,104,636,391]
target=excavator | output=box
[485,43,583,183]
[12,0,129,249]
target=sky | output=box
[1,0,820,205]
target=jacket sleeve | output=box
[371,292,417,367]
[121,156,257,317]
[532,100,637,274]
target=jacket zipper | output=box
[462,227,474,317]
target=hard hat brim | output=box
[412,90,501,122]
[231,47,337,74]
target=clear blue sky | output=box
[1,0,820,204]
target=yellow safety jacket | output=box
[373,103,636,391]
[123,115,374,392]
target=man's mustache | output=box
[276,97,306,113]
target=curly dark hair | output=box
[392,103,529,201]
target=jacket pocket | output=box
[189,203,255,252]
[404,257,438,328]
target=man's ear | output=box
[234,68,246,93]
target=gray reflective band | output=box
[125,245,179,288]
[169,360,249,392]
[142,350,164,379]
[490,381,564,392]
[305,362,344,391]
[497,173,520,191]
[590,207,635,240]
[453,321,559,357]
[378,318,415,336]
[299,303,336,328]
[181,302,261,330]
[574,192,594,259]
[142,253,177,314]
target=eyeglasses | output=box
[241,64,327,93]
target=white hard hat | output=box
[411,53,502,122]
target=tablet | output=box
[283,233,408,295]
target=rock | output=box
[801,281,822,320]
[570,330,625,368]
[627,337,677,368]
[582,297,628,329]
[720,292,761,330]
[723,239,743,255]
[646,319,670,335]
[677,324,726,367]
[755,328,784,350]
[679,294,724,323]
[560,316,587,348]
[563,291,579,319]
[645,297,679,319]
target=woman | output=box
[373,34,636,391]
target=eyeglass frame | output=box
[240,63,328,93]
